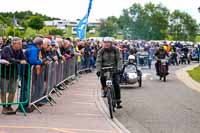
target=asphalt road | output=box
[115,63,200,133]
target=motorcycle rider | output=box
[122,55,137,72]
[129,46,138,55]
[170,45,178,65]
[180,45,189,63]
[155,45,169,76]
[181,45,189,55]
[96,37,123,109]
[121,55,142,82]
[127,55,136,64]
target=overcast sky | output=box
[0,0,200,22]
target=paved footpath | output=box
[0,73,122,133]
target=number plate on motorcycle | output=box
[106,80,112,86]
[161,59,167,64]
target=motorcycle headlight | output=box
[128,73,137,79]
[106,80,112,86]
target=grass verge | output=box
[188,66,200,83]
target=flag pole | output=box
[85,0,92,39]
[76,0,93,40]
[85,17,89,39]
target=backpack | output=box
[100,46,118,65]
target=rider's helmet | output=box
[128,55,136,64]
[103,37,114,43]
[159,42,166,51]
[103,37,114,49]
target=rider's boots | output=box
[116,100,123,109]
[101,87,107,98]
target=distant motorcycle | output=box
[158,59,168,82]
[179,53,187,64]
[120,64,142,88]
[179,52,190,64]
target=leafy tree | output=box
[117,3,169,40]
[49,28,64,36]
[0,15,6,24]
[143,3,169,40]
[86,26,94,32]
[98,16,119,37]
[21,20,28,29]
[5,26,22,37]
[169,10,198,41]
[118,9,134,39]
[0,11,59,28]
[117,2,197,41]
[129,3,146,39]
[23,27,36,39]
[28,16,44,31]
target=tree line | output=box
[0,11,65,38]
[0,11,58,27]
[98,2,199,41]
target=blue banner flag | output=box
[76,0,93,40]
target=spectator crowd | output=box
[0,35,200,115]
[0,35,101,115]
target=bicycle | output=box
[101,66,117,119]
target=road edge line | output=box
[94,83,132,133]
[176,64,200,92]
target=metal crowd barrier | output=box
[0,64,31,116]
[0,55,92,115]
[136,53,152,69]
[77,56,92,74]
[29,56,91,114]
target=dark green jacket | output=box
[96,46,122,72]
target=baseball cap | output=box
[51,40,56,46]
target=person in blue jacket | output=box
[25,37,43,65]
[17,37,44,113]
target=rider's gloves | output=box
[96,71,101,77]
